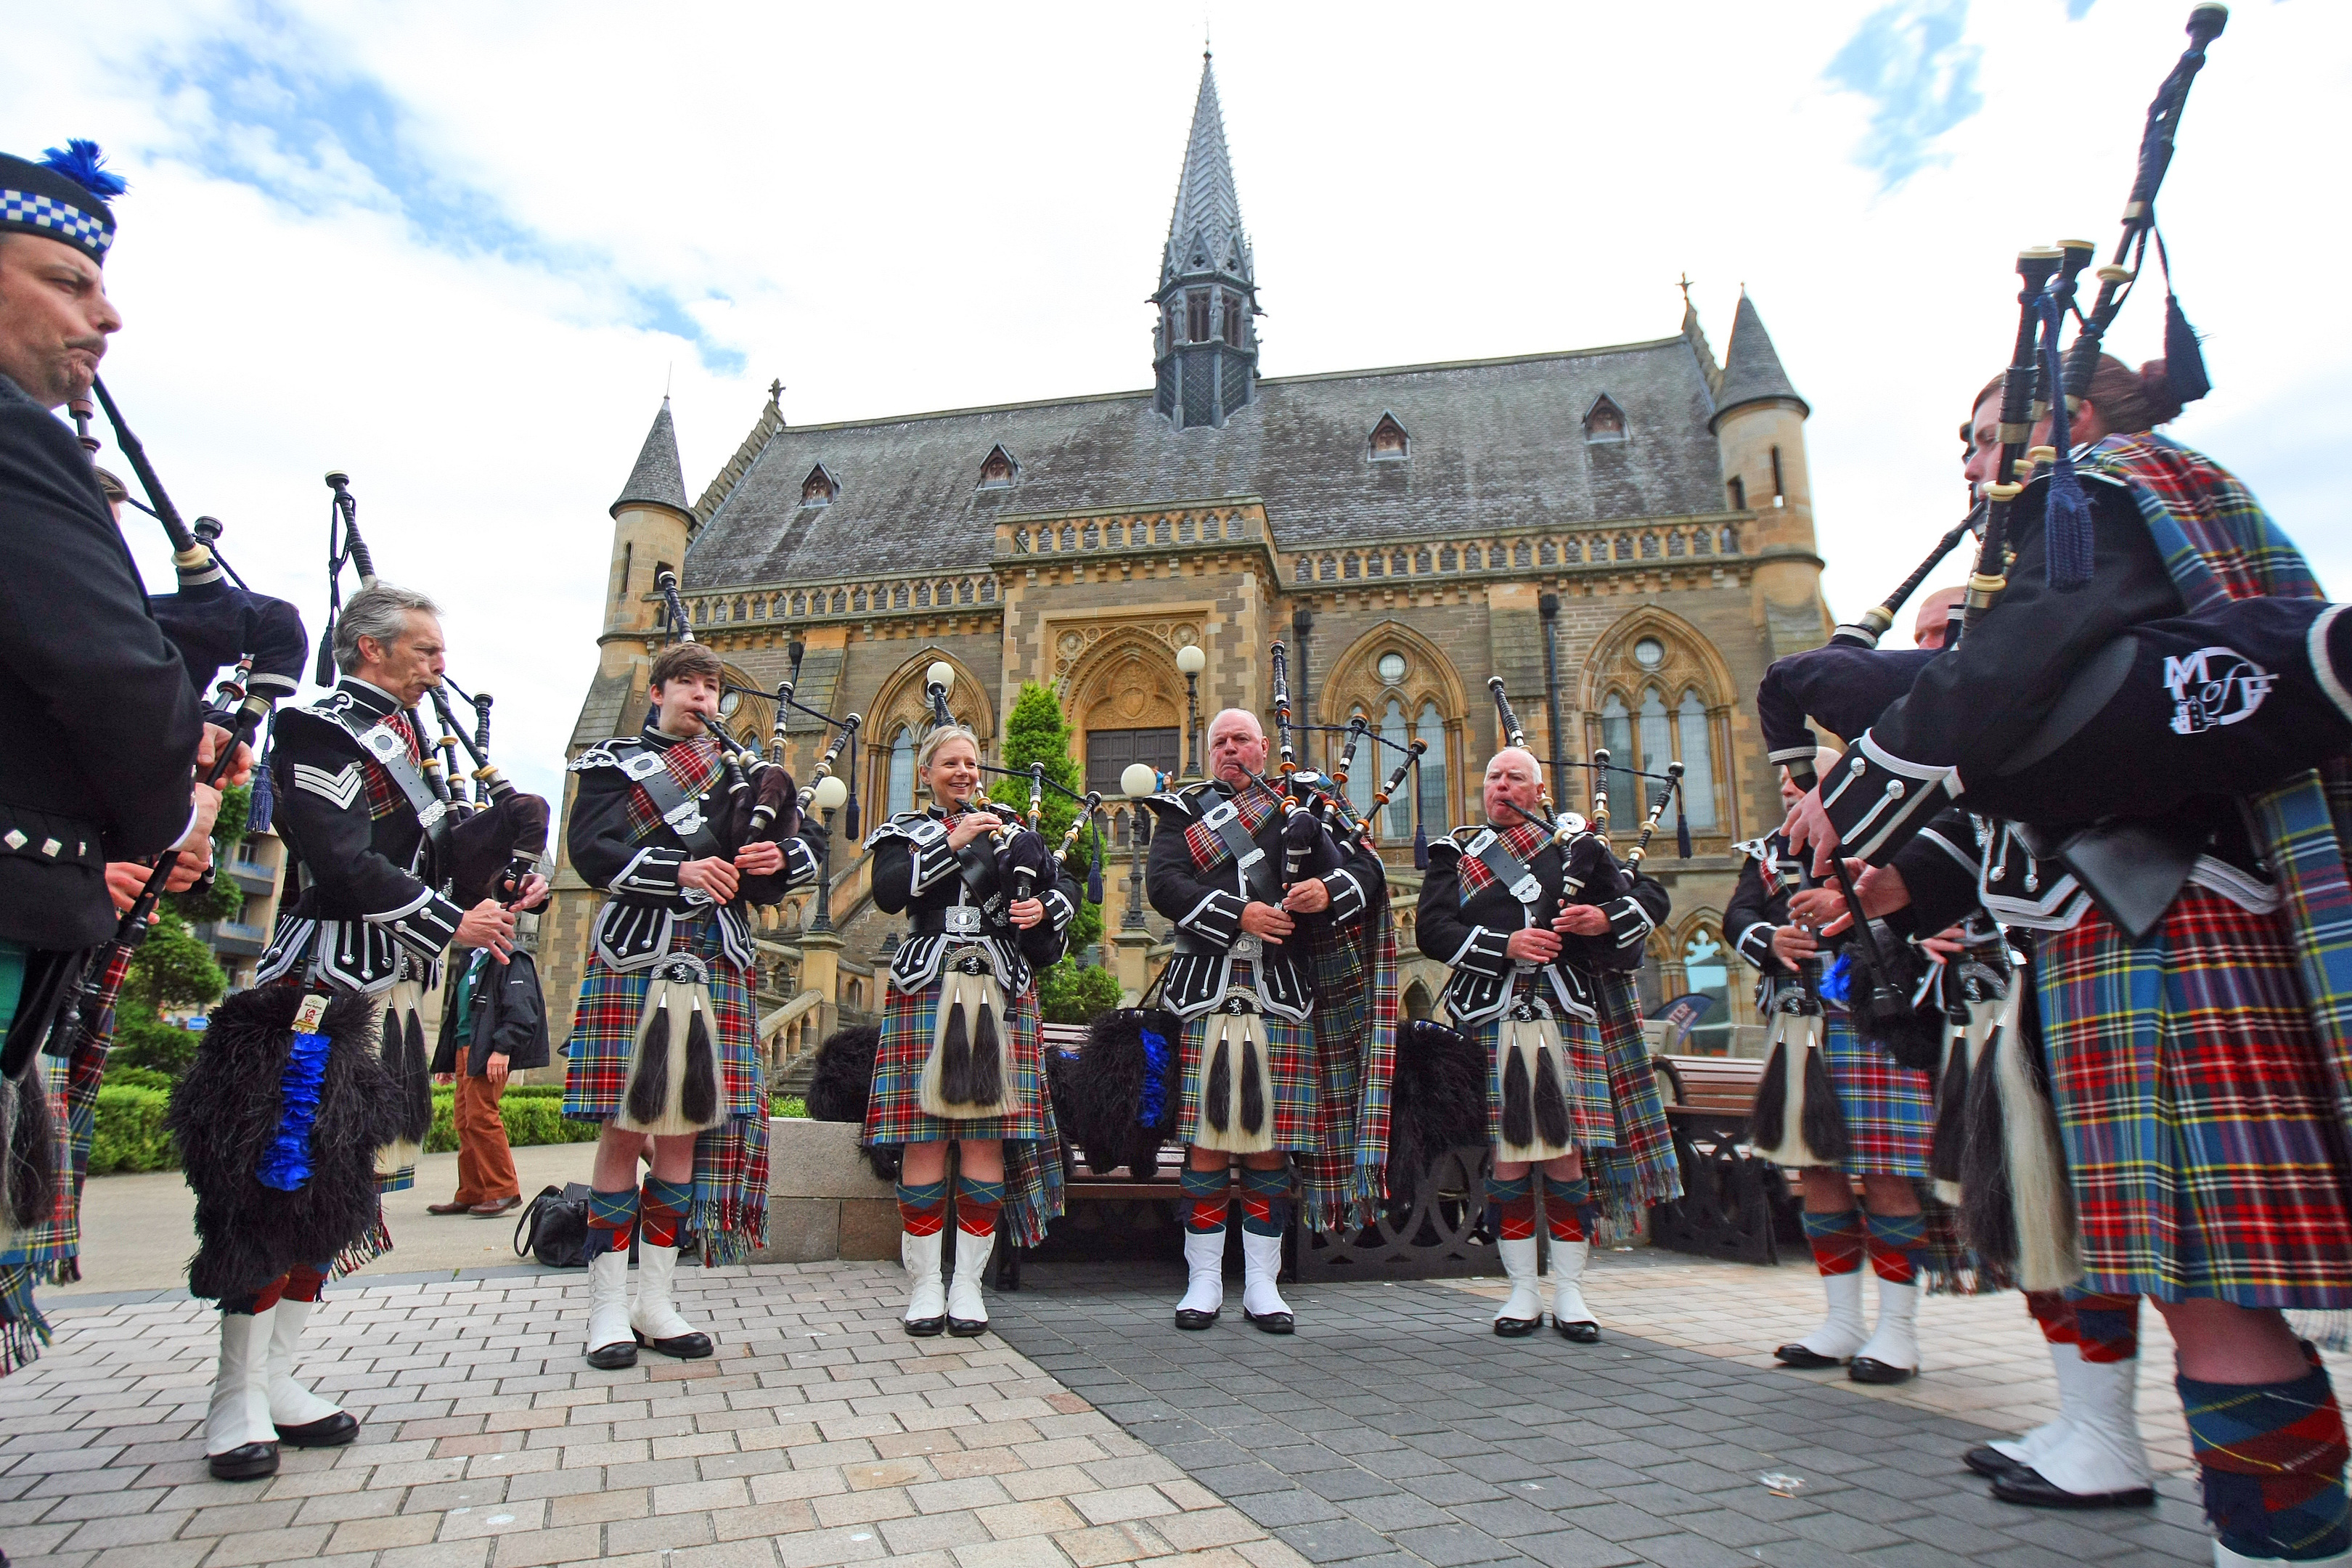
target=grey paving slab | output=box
[983,1262,2208,1568]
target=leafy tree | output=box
[987,682,1106,950]
[166,784,251,924]
[1035,957,1124,1024]
[111,907,227,1077]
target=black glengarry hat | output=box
[0,140,126,264]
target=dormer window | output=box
[800,464,838,507]
[1368,413,1410,462]
[978,445,1018,490]
[1583,395,1628,444]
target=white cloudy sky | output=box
[9,1,2346,806]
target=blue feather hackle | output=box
[37,140,126,200]
[2037,291,2094,592]
[1137,1026,1169,1127]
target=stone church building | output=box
[540,54,1832,1061]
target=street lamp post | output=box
[1175,642,1205,779]
[807,773,848,932]
[1119,763,1159,931]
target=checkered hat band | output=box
[0,189,113,258]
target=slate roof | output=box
[685,333,1730,589]
[611,398,691,518]
[1710,293,1806,425]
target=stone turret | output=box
[1152,52,1260,429]
[1710,294,1827,654]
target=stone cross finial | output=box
[767,378,785,405]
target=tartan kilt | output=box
[563,915,760,1124]
[1465,1006,1617,1153]
[863,973,1053,1148]
[1175,961,1320,1156]
[2038,885,2352,1306]
[1822,1013,1934,1179]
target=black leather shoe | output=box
[1774,1343,1846,1369]
[275,1410,359,1448]
[1244,1309,1294,1335]
[585,1340,638,1370]
[634,1328,714,1360]
[947,1316,989,1338]
[207,1441,279,1481]
[1174,1307,1219,1330]
[1964,1445,2025,1479]
[1493,1315,1541,1338]
[904,1315,947,1338]
[1848,1357,1916,1385]
[1553,1317,1601,1344]
[1990,1464,2155,1511]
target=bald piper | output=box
[1415,748,1664,1339]
[1140,709,1390,1335]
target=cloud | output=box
[1824,1,1985,189]
[145,7,746,373]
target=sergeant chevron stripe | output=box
[290,761,364,811]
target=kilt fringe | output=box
[0,1262,49,1373]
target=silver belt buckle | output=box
[1230,934,1263,961]
[945,906,981,935]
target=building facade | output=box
[543,55,1832,1061]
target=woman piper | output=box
[561,641,827,1368]
[864,723,1078,1336]
[1728,748,1942,1386]
[1416,746,1651,1341]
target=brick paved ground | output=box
[5,1248,2323,1568]
[0,1261,1308,1568]
[989,1259,2221,1568]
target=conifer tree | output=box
[988,682,1105,951]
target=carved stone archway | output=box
[1063,632,1187,791]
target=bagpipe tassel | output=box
[1675,795,1692,859]
[2163,291,2212,409]
[1086,830,1104,905]
[2036,293,2096,591]
[842,732,861,840]
[1411,820,1429,871]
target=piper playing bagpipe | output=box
[562,577,828,1371]
[862,663,1079,1339]
[1140,643,1396,1339]
[1412,678,1666,1346]
[1788,12,2352,1561]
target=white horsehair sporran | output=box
[920,944,1021,1120]
[1193,997,1276,1154]
[614,952,727,1138]
[1494,994,1575,1164]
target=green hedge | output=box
[425,1086,600,1153]
[91,1087,174,1175]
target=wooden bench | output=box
[1647,1051,1801,1267]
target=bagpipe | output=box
[320,473,549,908]
[1765,9,2352,828]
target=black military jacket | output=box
[567,724,824,972]
[258,679,464,991]
[1417,824,1649,1026]
[867,808,1079,996]
[1141,779,1385,1022]
[0,372,204,949]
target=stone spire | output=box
[1709,292,1808,428]
[611,397,691,518]
[1153,51,1260,428]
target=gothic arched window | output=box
[1379,699,1411,838]
[1416,701,1447,835]
[1589,625,1728,839]
[1676,688,1719,830]
[886,727,915,818]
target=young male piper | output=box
[1789,407,2352,1564]
[563,642,825,1368]
[1728,752,1939,1386]
[1416,748,1649,1340]
[1141,709,1386,1334]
